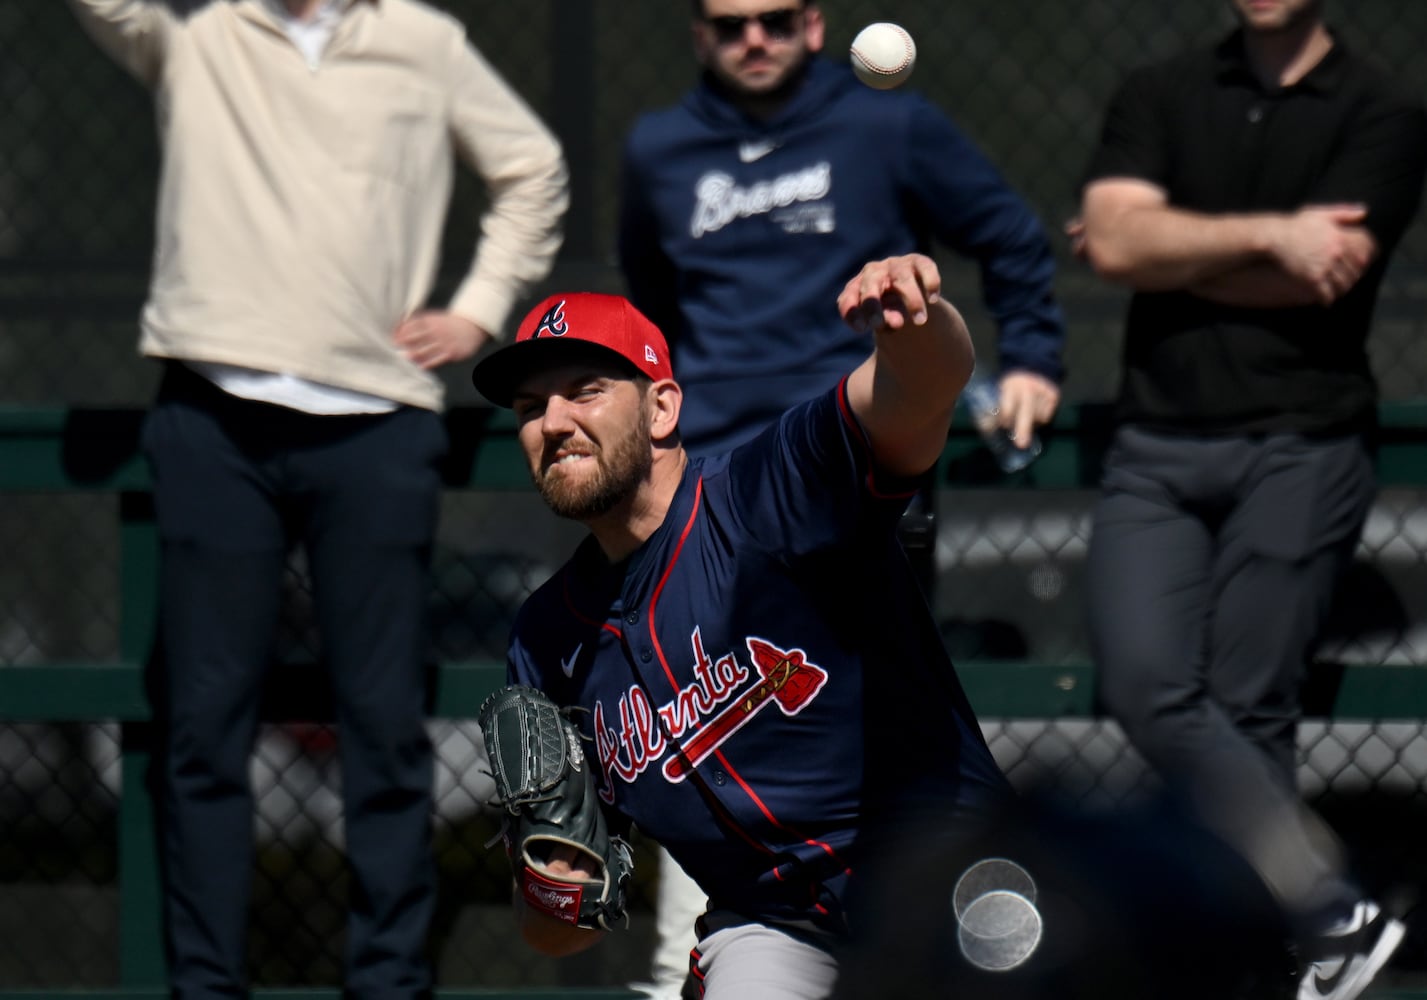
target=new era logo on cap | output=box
[472,292,673,408]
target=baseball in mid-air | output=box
[850,22,916,90]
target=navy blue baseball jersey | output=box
[505,380,1011,932]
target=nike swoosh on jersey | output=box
[738,140,780,163]
[560,643,583,678]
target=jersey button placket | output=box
[624,611,650,663]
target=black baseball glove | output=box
[478,684,633,931]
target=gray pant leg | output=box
[695,921,839,1000]
[1208,433,1377,780]
[1087,428,1372,928]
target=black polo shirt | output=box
[1083,30,1427,434]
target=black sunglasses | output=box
[705,8,801,45]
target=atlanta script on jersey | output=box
[504,381,1010,931]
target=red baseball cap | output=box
[471,292,674,408]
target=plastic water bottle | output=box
[960,370,1042,473]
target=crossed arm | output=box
[1076,178,1378,308]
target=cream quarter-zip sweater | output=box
[68,0,569,410]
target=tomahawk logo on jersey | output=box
[591,631,829,796]
[661,636,828,782]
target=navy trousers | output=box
[142,364,445,999]
[1087,425,1376,933]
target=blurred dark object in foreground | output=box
[836,792,1297,1000]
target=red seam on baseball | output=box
[851,31,914,75]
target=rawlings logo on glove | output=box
[478,684,634,932]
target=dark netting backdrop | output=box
[2,0,1427,990]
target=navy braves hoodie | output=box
[619,56,1065,455]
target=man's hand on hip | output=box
[394,310,493,369]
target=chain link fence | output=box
[3,0,1427,990]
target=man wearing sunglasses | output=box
[619,1,1065,463]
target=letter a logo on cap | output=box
[533,301,569,338]
[471,291,675,408]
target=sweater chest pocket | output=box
[334,85,446,186]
